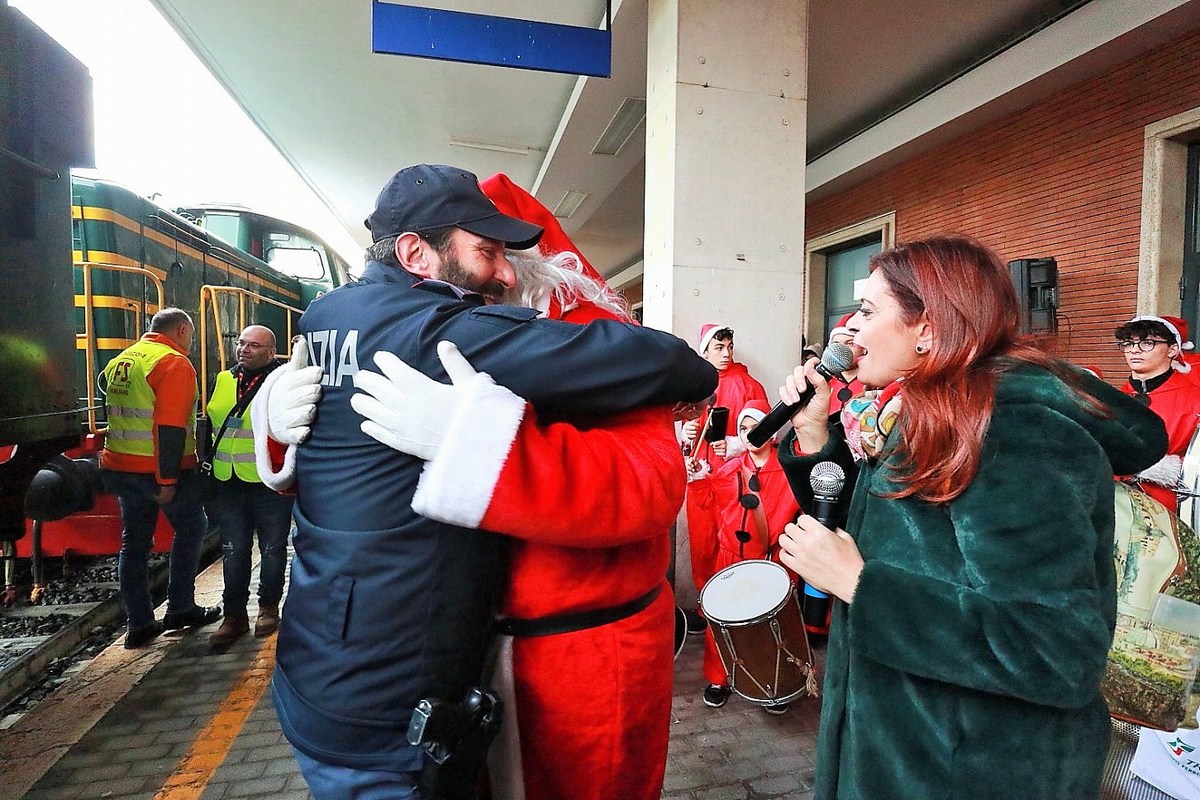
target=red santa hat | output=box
[479,173,614,322]
[478,173,603,282]
[737,398,772,430]
[698,323,733,354]
[828,312,857,341]
[1131,314,1194,373]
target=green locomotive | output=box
[1,4,353,590]
[72,176,352,430]
[12,177,355,565]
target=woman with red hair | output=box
[775,237,1167,800]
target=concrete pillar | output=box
[644,0,808,394]
[645,0,807,609]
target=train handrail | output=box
[77,260,164,434]
[198,284,302,412]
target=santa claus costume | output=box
[409,173,686,800]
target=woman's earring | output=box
[915,343,929,354]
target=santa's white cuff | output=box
[251,395,297,491]
[411,377,527,528]
[725,434,748,457]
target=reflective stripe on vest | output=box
[103,340,196,458]
[207,370,263,483]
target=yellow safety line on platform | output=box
[153,636,278,800]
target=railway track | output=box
[0,539,219,724]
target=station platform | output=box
[0,552,1179,800]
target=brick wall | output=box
[806,26,1200,379]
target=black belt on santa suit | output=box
[494,584,662,637]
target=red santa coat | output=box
[405,173,681,800]
[686,362,768,593]
[410,336,680,800]
[687,448,800,685]
[1119,370,1200,512]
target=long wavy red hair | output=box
[873,237,1104,503]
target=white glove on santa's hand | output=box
[352,341,493,461]
[686,458,711,482]
[265,339,323,445]
[1135,453,1185,488]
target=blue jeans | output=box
[207,478,294,615]
[102,469,209,631]
[292,748,421,800]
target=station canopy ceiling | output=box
[148,0,1199,279]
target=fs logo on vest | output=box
[306,329,360,387]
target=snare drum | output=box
[699,560,817,705]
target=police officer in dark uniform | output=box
[273,164,717,798]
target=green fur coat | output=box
[780,364,1168,800]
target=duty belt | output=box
[494,584,661,638]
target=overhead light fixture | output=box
[449,137,532,156]
[553,190,589,219]
[592,97,646,157]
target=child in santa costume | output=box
[825,312,865,417]
[687,399,801,711]
[1115,314,1200,513]
[681,325,768,631]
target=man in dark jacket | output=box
[269,164,717,798]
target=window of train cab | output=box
[264,230,346,305]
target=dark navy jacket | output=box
[272,261,716,770]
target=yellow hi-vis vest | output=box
[103,339,196,458]
[207,370,262,483]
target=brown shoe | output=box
[208,614,249,648]
[254,603,280,638]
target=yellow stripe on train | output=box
[74,294,160,313]
[76,336,137,351]
[72,206,301,302]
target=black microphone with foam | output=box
[802,461,847,633]
[745,342,856,448]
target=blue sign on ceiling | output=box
[371,2,612,79]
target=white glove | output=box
[1135,453,1185,488]
[266,338,323,445]
[351,341,491,461]
[724,434,748,458]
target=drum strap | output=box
[494,584,662,638]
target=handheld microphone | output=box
[802,461,846,634]
[746,342,856,448]
[809,461,846,529]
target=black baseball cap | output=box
[365,164,543,249]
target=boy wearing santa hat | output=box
[1115,314,1200,512]
[681,325,769,637]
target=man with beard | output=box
[262,164,716,798]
